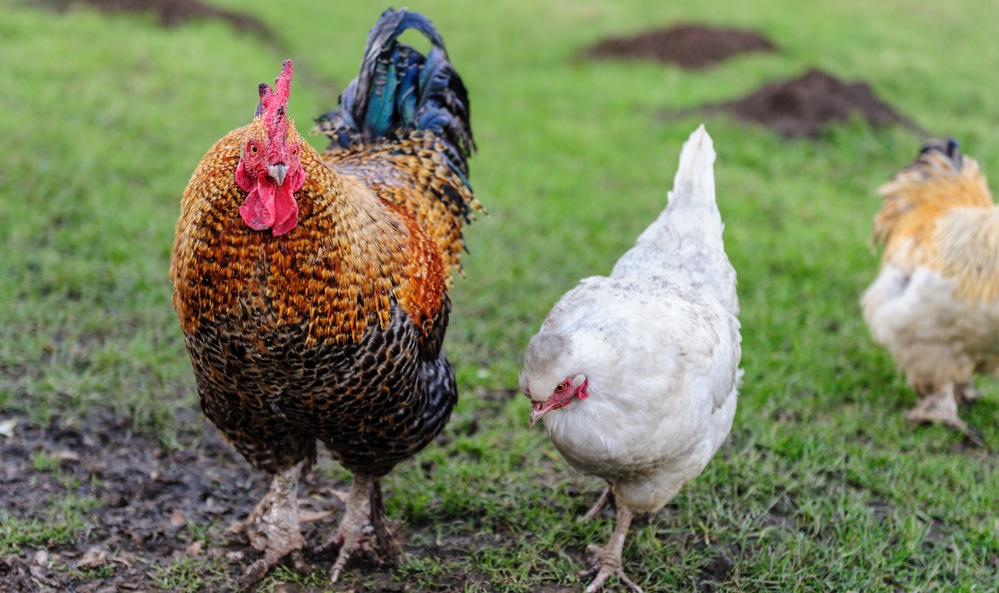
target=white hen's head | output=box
[520,331,591,427]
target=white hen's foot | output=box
[236,461,309,588]
[581,485,614,521]
[907,388,984,446]
[580,506,642,593]
[327,473,398,583]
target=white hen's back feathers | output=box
[521,125,741,513]
[611,125,738,317]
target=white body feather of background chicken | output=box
[862,263,999,385]
[524,125,741,514]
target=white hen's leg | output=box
[581,485,614,521]
[581,505,643,593]
[328,473,398,583]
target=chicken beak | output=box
[529,400,551,428]
[267,163,289,186]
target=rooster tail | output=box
[316,8,475,180]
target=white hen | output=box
[520,125,741,593]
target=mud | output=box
[584,24,777,69]
[32,0,277,44]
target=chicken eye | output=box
[291,145,299,156]
[554,382,567,394]
[248,143,258,154]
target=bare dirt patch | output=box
[583,24,777,70]
[583,24,921,138]
[684,68,926,138]
[709,69,922,138]
[1,409,260,592]
[0,402,539,593]
[31,0,278,44]
[0,409,416,592]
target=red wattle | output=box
[238,166,305,235]
[271,184,300,236]
[239,180,277,231]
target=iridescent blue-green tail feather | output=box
[316,7,474,180]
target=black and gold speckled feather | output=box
[169,10,479,584]
[170,117,471,477]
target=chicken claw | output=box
[327,473,398,583]
[906,388,985,446]
[236,462,308,588]
[579,507,643,593]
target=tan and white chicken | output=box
[862,138,998,444]
[520,125,740,593]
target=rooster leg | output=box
[328,473,398,583]
[581,485,614,521]
[238,461,308,588]
[579,505,643,593]
[233,474,335,541]
[231,487,273,542]
[907,385,985,446]
[315,485,352,506]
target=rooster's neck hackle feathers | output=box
[313,8,482,283]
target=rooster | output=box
[862,138,997,444]
[520,126,740,593]
[169,8,481,585]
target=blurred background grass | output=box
[1,0,997,591]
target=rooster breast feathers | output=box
[172,131,449,352]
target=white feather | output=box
[521,125,741,513]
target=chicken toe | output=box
[579,506,643,593]
[328,473,398,583]
[906,388,984,446]
[237,461,308,588]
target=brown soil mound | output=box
[701,69,925,138]
[33,0,276,42]
[585,24,777,69]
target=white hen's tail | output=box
[611,125,738,314]
[665,124,723,248]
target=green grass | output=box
[0,493,101,555]
[2,0,998,591]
